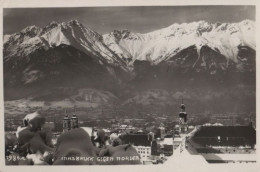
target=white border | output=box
[0,0,259,172]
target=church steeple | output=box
[178,96,188,133]
[180,96,186,112]
[63,109,71,132]
[71,106,79,129]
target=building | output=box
[178,97,188,133]
[173,136,183,150]
[193,124,256,148]
[63,109,79,132]
[63,114,71,132]
[151,140,159,156]
[180,123,258,163]
[121,134,153,162]
[160,144,173,156]
[157,137,174,156]
[135,146,151,161]
[71,114,79,129]
[156,126,166,140]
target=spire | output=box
[73,106,76,117]
[71,106,79,129]
[63,109,71,132]
[180,96,185,112]
[178,96,188,133]
[64,109,69,118]
[71,106,77,118]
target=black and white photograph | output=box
[1,2,258,171]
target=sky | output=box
[3,6,255,35]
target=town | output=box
[5,99,256,165]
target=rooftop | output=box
[121,134,151,147]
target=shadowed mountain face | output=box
[130,44,255,90]
[3,20,256,114]
[4,44,128,100]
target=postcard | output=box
[0,0,259,172]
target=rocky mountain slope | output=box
[3,20,256,114]
[103,20,255,70]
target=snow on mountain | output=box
[3,19,255,72]
[4,20,128,70]
[3,20,256,114]
[3,34,11,44]
[102,20,255,66]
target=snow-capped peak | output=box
[41,21,59,35]
[102,20,255,65]
[21,25,41,33]
[3,19,255,72]
[66,19,81,26]
[3,34,11,44]
[4,20,128,70]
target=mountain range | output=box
[3,20,256,114]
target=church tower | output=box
[178,97,188,133]
[71,107,79,129]
[63,110,71,132]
